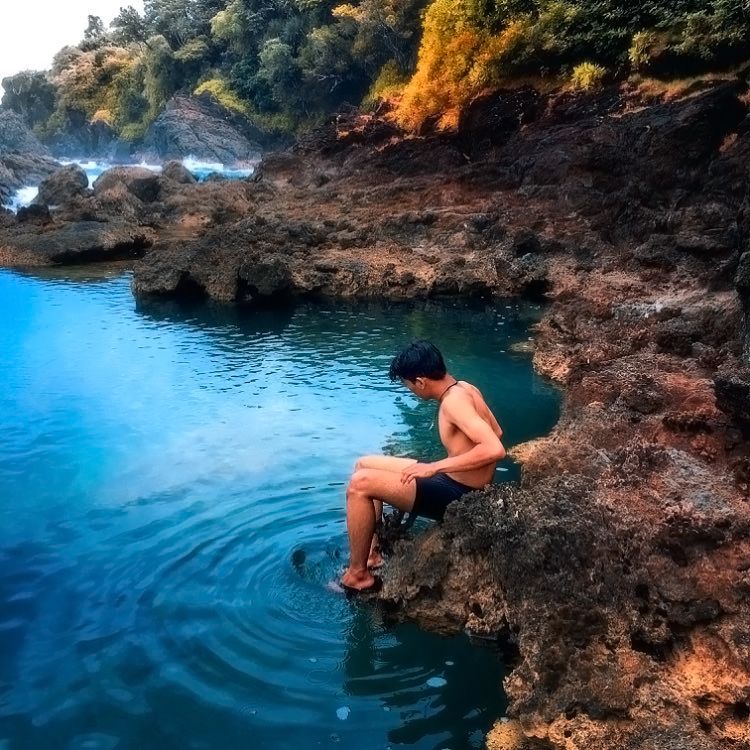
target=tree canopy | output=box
[2,0,748,141]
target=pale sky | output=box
[0,1,145,89]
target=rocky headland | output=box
[139,93,279,165]
[0,109,59,207]
[0,89,269,213]
[2,75,750,749]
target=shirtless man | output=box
[340,340,506,592]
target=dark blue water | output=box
[0,267,560,750]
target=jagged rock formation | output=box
[46,115,130,161]
[0,109,58,205]
[140,94,270,164]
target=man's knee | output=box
[353,455,374,472]
[347,469,370,498]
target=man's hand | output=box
[401,462,437,484]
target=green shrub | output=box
[629,31,658,70]
[195,76,298,136]
[195,77,252,116]
[120,119,150,141]
[143,35,179,116]
[569,61,606,90]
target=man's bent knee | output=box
[354,455,372,471]
[348,469,370,496]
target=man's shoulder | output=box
[442,384,478,412]
[458,380,480,394]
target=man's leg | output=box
[341,468,417,590]
[355,455,418,472]
[354,456,417,567]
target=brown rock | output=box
[34,164,89,207]
[161,160,197,185]
[93,166,161,203]
[16,204,51,224]
[0,221,153,264]
[714,367,750,430]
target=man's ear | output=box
[415,377,426,390]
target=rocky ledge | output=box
[2,76,750,748]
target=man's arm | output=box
[487,409,503,439]
[401,394,506,483]
[431,396,506,473]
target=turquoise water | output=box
[0,268,560,750]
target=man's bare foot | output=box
[340,567,377,591]
[367,550,384,569]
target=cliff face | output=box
[2,76,750,747]
[139,94,275,164]
[0,109,58,205]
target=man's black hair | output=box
[389,340,447,382]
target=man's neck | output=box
[433,374,459,401]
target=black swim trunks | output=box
[412,473,478,521]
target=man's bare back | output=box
[438,380,503,488]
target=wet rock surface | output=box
[3,78,750,748]
[0,221,153,265]
[92,166,162,204]
[161,160,197,185]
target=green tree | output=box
[111,6,148,44]
[80,15,108,51]
[332,0,428,72]
[142,35,180,115]
[144,0,226,47]
[174,37,212,81]
[0,71,57,129]
[257,38,303,110]
[298,24,360,105]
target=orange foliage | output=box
[393,0,532,131]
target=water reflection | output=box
[342,612,507,750]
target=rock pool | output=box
[0,267,560,749]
